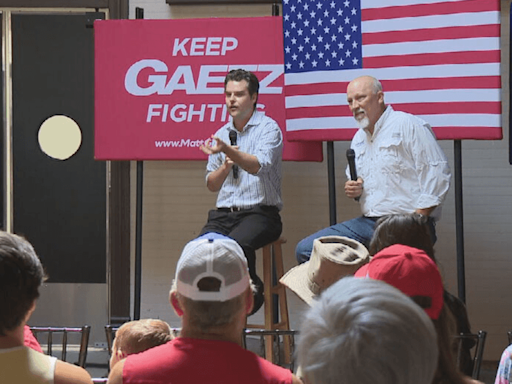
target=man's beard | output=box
[356,115,370,129]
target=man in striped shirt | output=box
[199,69,283,314]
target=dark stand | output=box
[133,6,144,321]
[454,140,466,303]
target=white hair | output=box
[297,276,438,384]
[369,76,383,93]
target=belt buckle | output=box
[230,207,240,212]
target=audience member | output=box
[295,75,451,263]
[108,233,302,384]
[369,212,435,259]
[0,231,93,384]
[355,244,483,384]
[110,319,174,369]
[297,276,438,384]
[495,344,512,384]
[369,213,475,376]
[280,236,369,304]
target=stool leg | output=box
[272,252,279,325]
[262,244,274,363]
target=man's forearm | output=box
[415,206,437,216]
[206,165,231,192]
[222,145,261,174]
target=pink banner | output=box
[94,17,322,161]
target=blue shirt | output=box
[206,111,283,210]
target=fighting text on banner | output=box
[283,0,502,141]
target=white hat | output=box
[280,236,369,305]
[175,233,250,302]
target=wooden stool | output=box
[246,237,291,363]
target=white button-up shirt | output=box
[346,106,451,220]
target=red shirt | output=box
[123,337,292,384]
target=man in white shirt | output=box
[199,69,283,313]
[295,75,451,263]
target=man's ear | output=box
[378,90,385,104]
[114,347,127,361]
[245,288,254,316]
[170,291,184,317]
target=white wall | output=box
[128,0,512,360]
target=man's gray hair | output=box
[369,76,383,93]
[297,276,438,384]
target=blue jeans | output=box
[295,215,437,264]
[295,216,378,264]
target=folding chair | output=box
[454,330,487,380]
[243,328,298,371]
[508,330,512,345]
[30,325,91,368]
[104,324,120,357]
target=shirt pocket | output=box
[355,148,367,177]
[378,137,404,174]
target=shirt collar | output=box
[229,109,261,133]
[367,105,393,137]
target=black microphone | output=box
[228,130,238,179]
[346,149,360,201]
[346,149,357,181]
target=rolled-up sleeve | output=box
[205,132,225,183]
[411,123,451,209]
[254,121,283,175]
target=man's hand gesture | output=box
[200,135,227,155]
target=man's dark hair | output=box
[0,232,46,335]
[224,69,259,107]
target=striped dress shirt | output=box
[206,110,283,210]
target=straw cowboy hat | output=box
[280,236,369,305]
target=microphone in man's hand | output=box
[346,149,360,201]
[346,149,357,181]
[228,130,239,179]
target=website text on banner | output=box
[94,17,322,161]
[283,0,502,142]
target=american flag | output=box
[282,0,502,141]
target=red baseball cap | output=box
[354,244,444,319]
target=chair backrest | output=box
[508,331,512,345]
[243,328,298,371]
[454,330,487,380]
[30,325,91,368]
[104,325,120,357]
